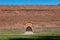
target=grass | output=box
[0,30,60,40]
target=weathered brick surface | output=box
[0,5,60,32]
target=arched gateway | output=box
[26,26,32,32]
[25,23,33,34]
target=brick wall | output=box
[0,5,60,32]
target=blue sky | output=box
[0,0,60,5]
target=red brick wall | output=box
[0,5,60,32]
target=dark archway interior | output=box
[26,26,32,32]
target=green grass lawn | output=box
[0,30,60,40]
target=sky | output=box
[0,0,60,5]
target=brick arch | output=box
[24,23,33,32]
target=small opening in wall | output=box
[26,26,32,32]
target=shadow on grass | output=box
[9,36,60,40]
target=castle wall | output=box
[0,5,60,32]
